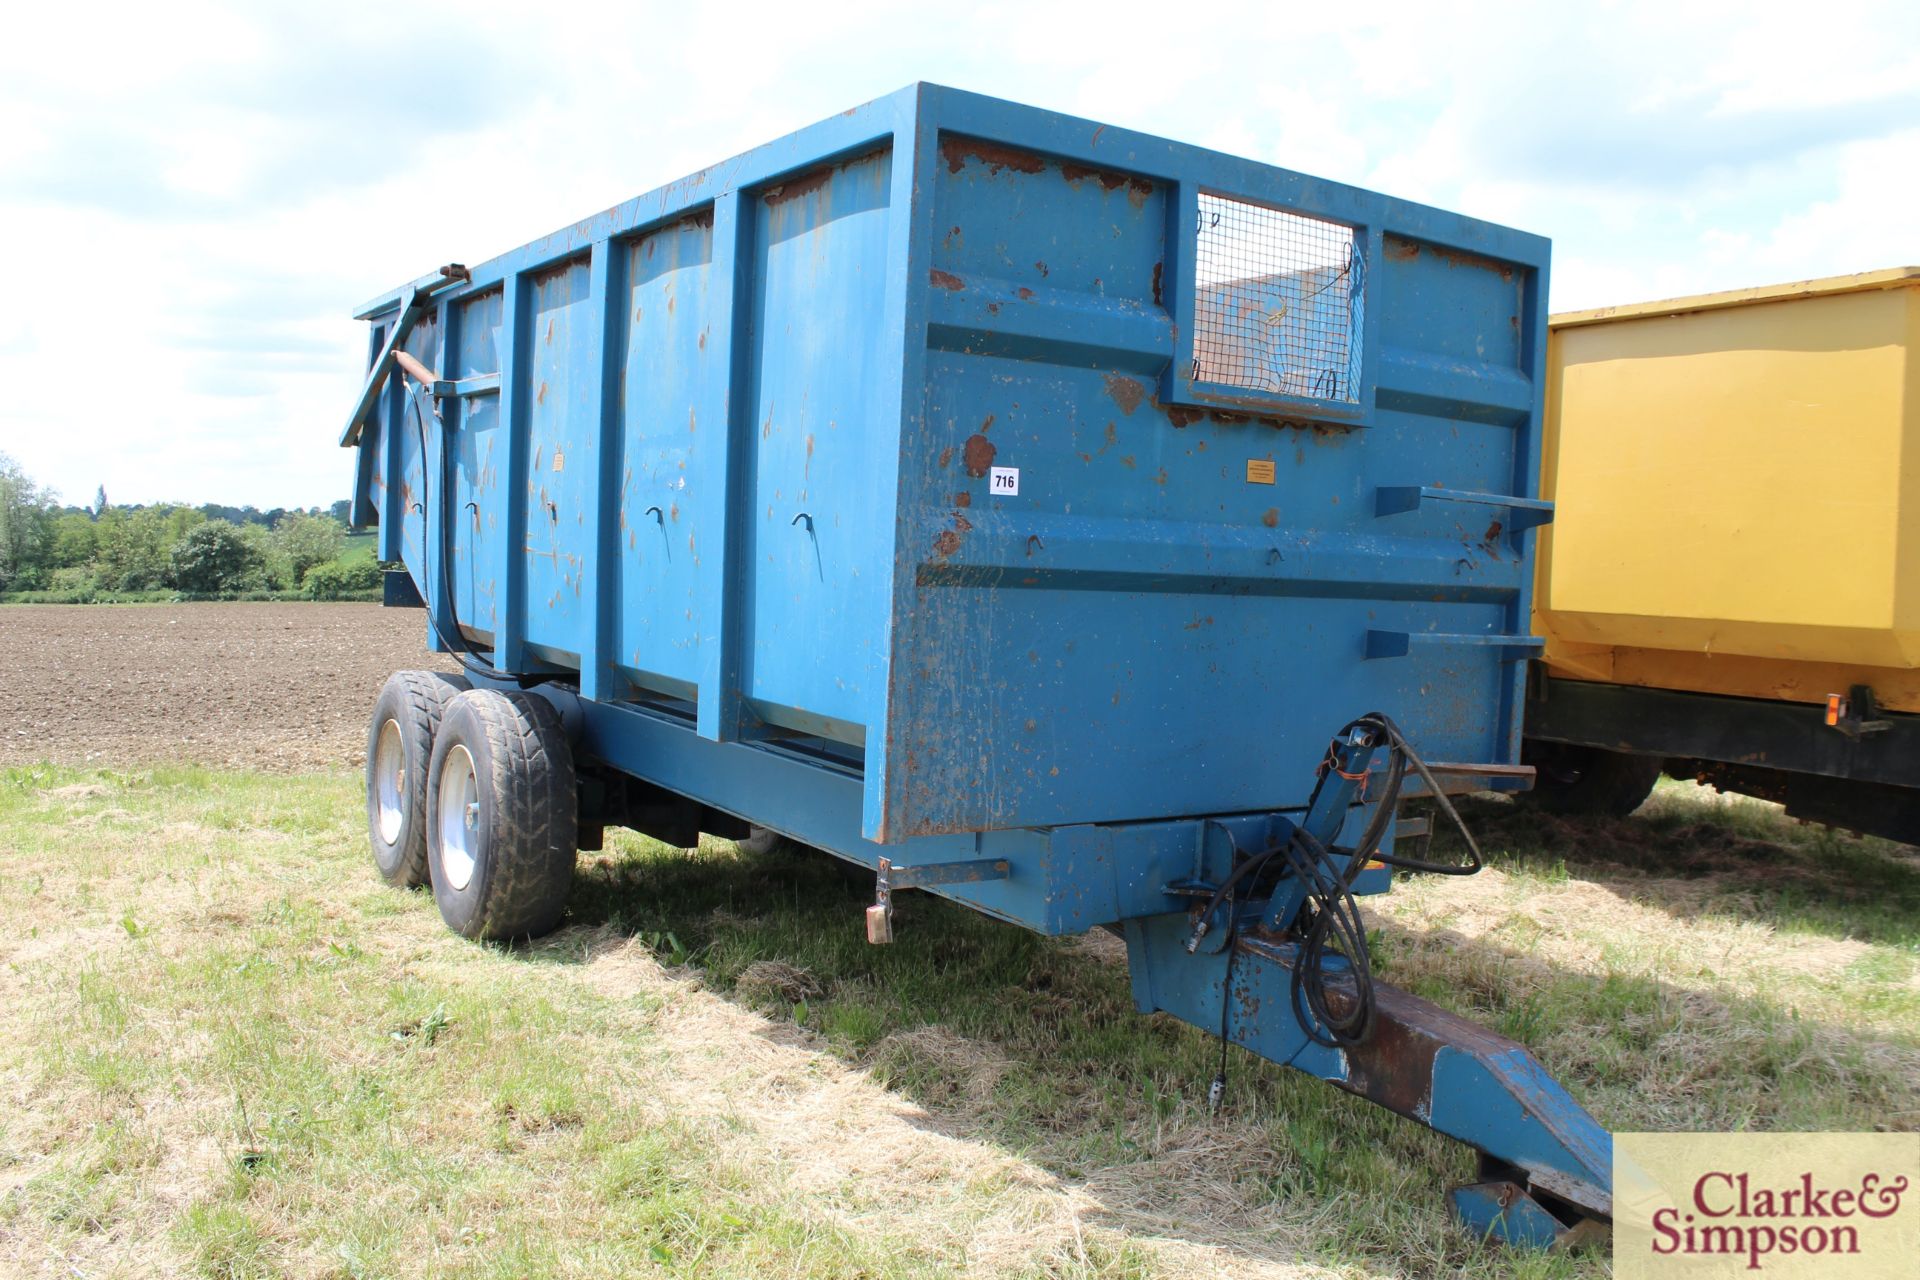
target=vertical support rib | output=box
[1156,178,1192,402]
[581,240,622,701]
[1358,225,1385,413]
[496,273,529,674]
[427,298,463,654]
[698,191,751,742]
[351,314,386,531]
[1500,252,1551,762]
[869,90,934,841]
[378,315,405,564]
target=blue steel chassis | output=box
[347,84,1613,1247]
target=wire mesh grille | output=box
[1192,194,1364,403]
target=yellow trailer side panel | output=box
[1537,268,1920,711]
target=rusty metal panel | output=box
[879,92,1548,840]
[450,288,504,641]
[614,214,715,699]
[518,258,595,663]
[741,149,897,742]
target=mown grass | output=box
[0,767,921,1279]
[1,766,1915,1278]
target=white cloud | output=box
[0,0,1913,506]
[1700,128,1920,278]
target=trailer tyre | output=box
[735,826,785,856]
[366,670,472,888]
[1521,741,1663,818]
[426,688,578,941]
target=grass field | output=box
[1,767,1915,1279]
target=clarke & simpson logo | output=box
[1651,1169,1907,1268]
[1616,1133,1918,1279]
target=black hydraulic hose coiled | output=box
[1198,713,1487,1055]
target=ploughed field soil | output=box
[0,603,452,771]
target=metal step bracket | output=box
[1366,630,1545,661]
[1375,484,1554,530]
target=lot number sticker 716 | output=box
[990,467,1019,496]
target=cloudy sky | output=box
[1,0,1914,509]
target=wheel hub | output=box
[437,743,480,892]
[373,718,405,845]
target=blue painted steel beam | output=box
[1373,350,1536,426]
[924,275,1174,373]
[519,684,1380,935]
[914,516,1529,602]
[580,241,620,702]
[378,327,406,565]
[1119,916,1612,1239]
[859,92,926,835]
[698,191,752,743]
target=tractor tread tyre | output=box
[1522,743,1663,818]
[427,688,578,941]
[366,670,471,888]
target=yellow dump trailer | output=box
[1525,268,1920,843]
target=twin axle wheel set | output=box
[366,670,580,941]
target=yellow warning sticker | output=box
[1246,459,1276,485]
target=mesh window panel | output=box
[1193,194,1364,403]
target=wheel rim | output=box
[436,743,481,892]
[374,718,405,845]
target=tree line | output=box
[0,453,381,600]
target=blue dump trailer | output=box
[341,84,1607,1247]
